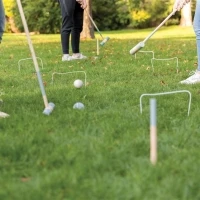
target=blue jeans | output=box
[0,0,5,42]
[194,0,200,71]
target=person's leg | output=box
[71,2,86,59]
[0,0,9,117]
[194,0,200,71]
[71,2,83,53]
[180,0,200,84]
[59,0,75,60]
[0,0,5,43]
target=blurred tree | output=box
[81,0,95,39]
[3,0,18,32]
[180,1,192,26]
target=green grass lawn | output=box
[0,26,200,200]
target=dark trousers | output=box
[59,0,84,54]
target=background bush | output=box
[3,0,198,33]
[12,0,61,34]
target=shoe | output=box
[0,111,9,118]
[71,53,87,60]
[180,71,200,84]
[62,54,72,61]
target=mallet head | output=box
[43,102,55,115]
[130,42,145,55]
[100,37,110,46]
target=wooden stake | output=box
[150,98,157,165]
[97,38,99,56]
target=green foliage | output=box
[2,0,197,33]
[0,27,200,199]
[129,0,172,28]
[147,0,171,25]
[129,0,197,28]
[128,0,142,10]
[13,0,61,34]
[191,0,197,17]
[165,18,179,26]
[11,0,130,33]
[130,9,151,28]
[3,0,14,17]
[92,0,130,30]
[3,0,15,33]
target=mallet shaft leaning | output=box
[87,11,104,40]
[143,11,176,43]
[16,0,49,108]
[130,10,176,55]
[17,0,55,115]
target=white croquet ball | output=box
[73,102,85,110]
[74,79,83,88]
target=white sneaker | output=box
[71,53,87,60]
[180,71,200,84]
[0,111,9,118]
[62,54,72,61]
